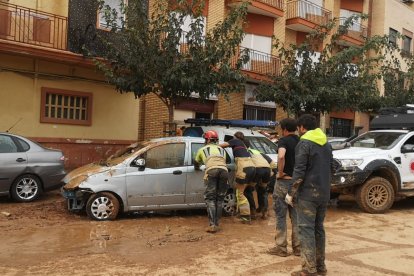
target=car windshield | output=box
[350,132,406,149]
[245,136,277,154]
[103,142,148,166]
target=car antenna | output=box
[6,118,23,133]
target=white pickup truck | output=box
[332,110,414,213]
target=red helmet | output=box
[203,130,218,140]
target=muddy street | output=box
[1,191,414,276]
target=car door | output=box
[398,134,414,189]
[185,142,205,204]
[125,143,187,207]
[0,134,28,194]
[185,142,235,204]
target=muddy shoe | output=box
[206,225,218,233]
[250,210,257,220]
[267,246,288,257]
[261,210,268,220]
[293,247,301,256]
[239,216,251,224]
[317,267,327,276]
[291,270,317,276]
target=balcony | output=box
[286,0,332,32]
[232,47,281,79]
[337,17,367,46]
[0,2,67,51]
[227,0,284,18]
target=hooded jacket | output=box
[291,128,333,202]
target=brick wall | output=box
[139,93,170,141]
[216,92,245,119]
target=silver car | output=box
[62,137,238,221]
[0,132,66,202]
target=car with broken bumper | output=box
[62,137,237,220]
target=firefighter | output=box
[194,130,229,233]
[245,141,275,219]
[220,132,256,223]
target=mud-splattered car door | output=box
[125,143,188,208]
[184,142,205,204]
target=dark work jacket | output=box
[291,128,333,202]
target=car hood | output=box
[63,163,111,190]
[333,147,384,159]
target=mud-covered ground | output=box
[1,191,414,276]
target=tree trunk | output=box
[167,102,176,136]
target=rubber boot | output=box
[215,201,223,227]
[206,202,216,229]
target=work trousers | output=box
[204,168,229,227]
[273,178,299,252]
[235,166,256,217]
[296,198,328,274]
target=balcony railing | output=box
[256,0,284,10]
[339,17,367,41]
[176,33,281,76]
[286,0,332,26]
[233,47,281,76]
[0,2,67,50]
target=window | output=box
[16,138,30,152]
[0,135,18,153]
[244,137,278,155]
[144,143,185,169]
[339,9,362,32]
[98,0,125,29]
[33,16,51,43]
[330,118,352,138]
[241,34,272,71]
[389,28,398,46]
[243,105,275,121]
[40,88,93,126]
[403,35,412,54]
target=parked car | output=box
[183,125,278,160]
[0,132,66,202]
[62,137,237,221]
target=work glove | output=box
[285,193,293,207]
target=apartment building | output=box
[0,0,139,170]
[139,0,380,139]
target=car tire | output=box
[356,177,395,214]
[223,190,236,216]
[86,192,120,221]
[11,174,42,202]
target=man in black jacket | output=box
[287,114,333,276]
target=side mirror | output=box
[133,158,146,168]
[401,144,414,154]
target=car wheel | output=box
[11,174,42,202]
[356,177,395,214]
[223,190,236,216]
[86,192,120,221]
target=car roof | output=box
[186,126,266,137]
[367,130,409,133]
[150,136,205,143]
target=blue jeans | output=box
[296,198,328,274]
[273,179,299,251]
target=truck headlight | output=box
[339,159,363,167]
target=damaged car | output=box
[62,137,236,221]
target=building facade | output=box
[0,0,139,170]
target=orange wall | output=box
[244,13,274,37]
[296,31,307,45]
[330,110,355,120]
[340,0,363,13]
